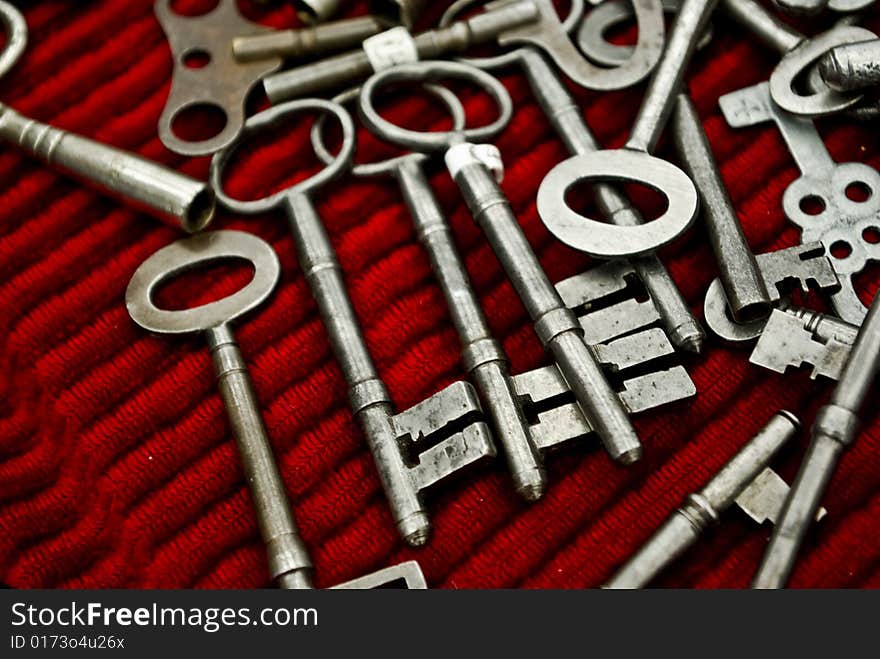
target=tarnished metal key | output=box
[719,81,880,324]
[126,230,426,590]
[0,1,215,233]
[359,61,643,465]
[605,411,801,589]
[312,87,543,499]
[819,39,880,92]
[673,93,771,323]
[262,0,539,103]
[753,292,880,588]
[722,0,875,116]
[211,99,496,546]
[440,4,702,354]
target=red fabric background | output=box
[1,0,878,589]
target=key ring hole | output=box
[169,0,220,17]
[830,240,853,259]
[359,60,512,153]
[862,226,880,244]
[211,98,355,215]
[171,102,228,142]
[845,181,873,203]
[564,179,670,224]
[152,257,255,312]
[182,48,211,69]
[799,194,826,216]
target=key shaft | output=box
[819,39,880,92]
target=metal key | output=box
[233,16,388,62]
[753,292,880,588]
[211,99,496,546]
[720,81,880,324]
[605,411,801,589]
[359,61,643,465]
[312,87,543,499]
[673,92,771,323]
[819,39,880,92]
[0,1,215,233]
[439,4,701,353]
[722,0,875,116]
[262,0,539,103]
[126,230,426,589]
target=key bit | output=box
[262,0,539,103]
[753,293,880,589]
[605,411,801,589]
[126,231,427,590]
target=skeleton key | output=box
[126,231,426,589]
[721,0,875,116]
[359,60,643,465]
[0,1,215,233]
[312,87,543,499]
[211,99,495,546]
[262,0,539,103]
[720,81,880,325]
[605,411,802,589]
[439,6,701,354]
[749,307,859,380]
[703,242,841,342]
[511,260,696,455]
[754,292,880,588]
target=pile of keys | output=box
[2,0,878,589]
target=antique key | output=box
[262,0,539,103]
[605,411,802,589]
[0,1,215,232]
[819,39,880,92]
[312,87,543,499]
[722,0,875,116]
[359,60,642,465]
[753,292,880,588]
[673,93,771,323]
[439,2,702,354]
[211,99,496,545]
[720,81,880,324]
[126,230,426,589]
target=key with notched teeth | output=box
[512,260,696,454]
[605,411,827,589]
[126,231,427,589]
[720,81,880,325]
[359,60,644,467]
[211,99,495,547]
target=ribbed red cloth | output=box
[1,0,878,589]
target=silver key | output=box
[720,81,880,324]
[673,92,771,323]
[126,231,426,590]
[0,1,215,233]
[440,4,702,355]
[262,0,539,103]
[605,411,801,589]
[313,86,543,500]
[211,99,496,546]
[721,0,875,116]
[819,38,880,92]
[753,292,880,588]
[233,16,387,62]
[359,61,643,466]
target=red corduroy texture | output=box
[0,0,878,589]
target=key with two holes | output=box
[211,100,495,546]
[126,231,426,589]
[720,81,880,325]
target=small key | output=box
[262,0,539,103]
[673,92,771,323]
[126,230,426,589]
[605,411,801,589]
[211,99,496,546]
[703,243,841,343]
[819,39,880,92]
[749,307,859,380]
[233,16,387,62]
[0,1,214,233]
[753,292,880,588]
[360,60,643,466]
[721,0,875,116]
[439,6,702,354]
[720,81,880,325]
[312,86,543,500]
